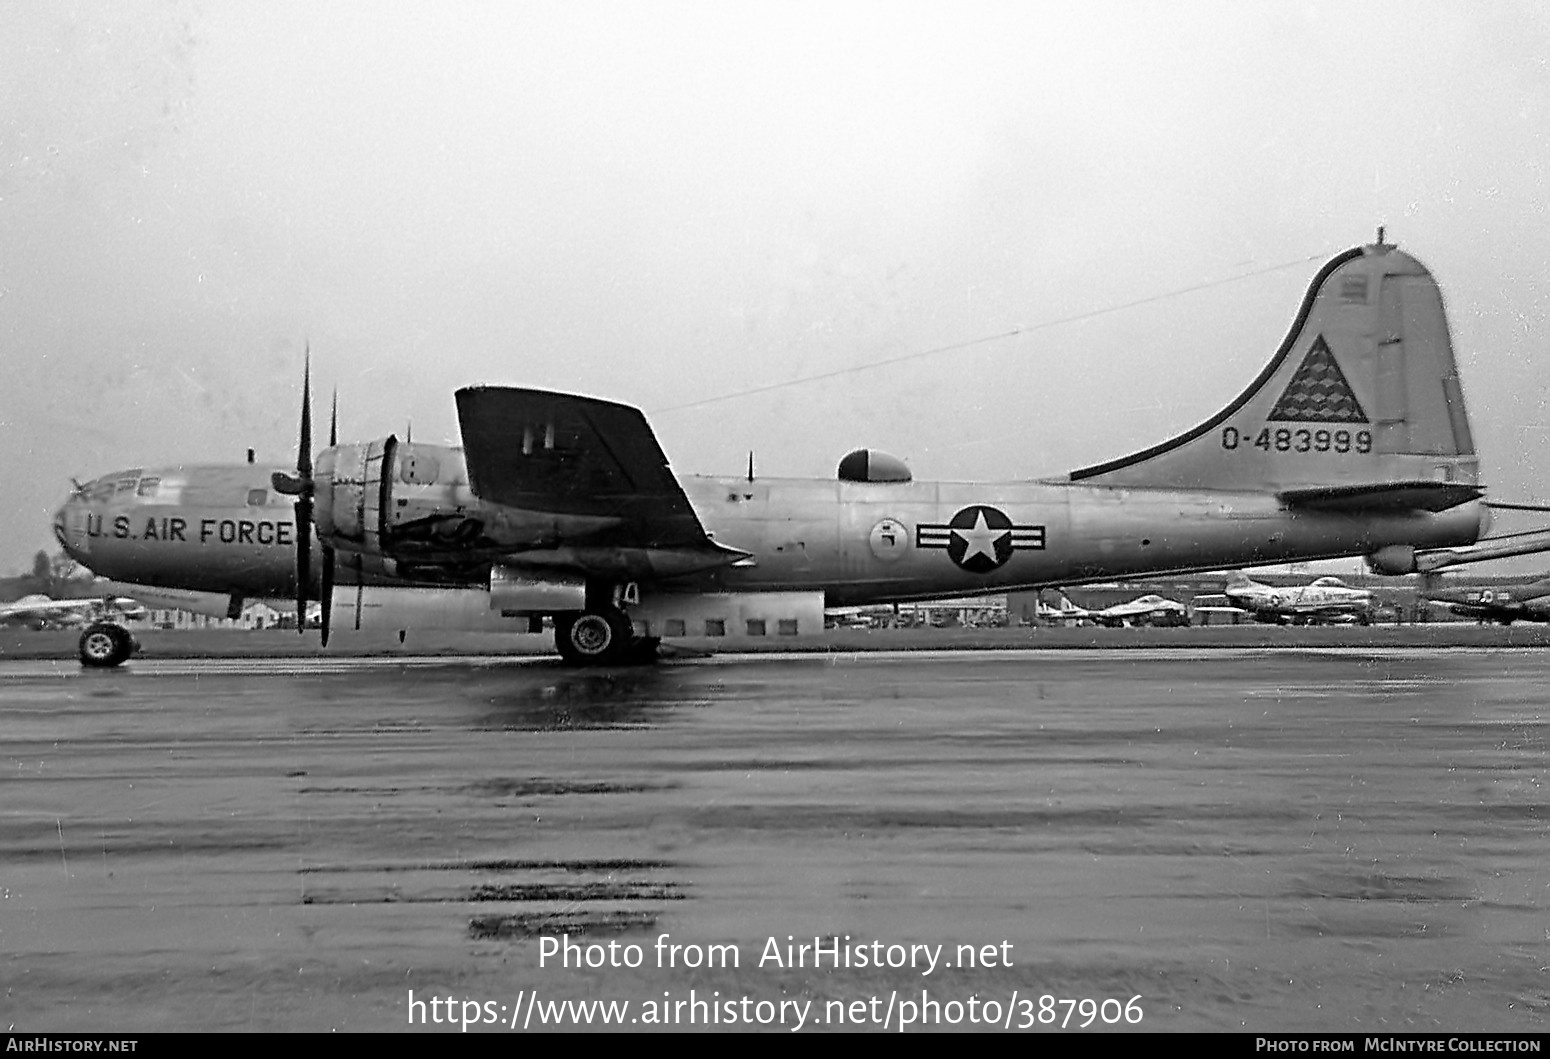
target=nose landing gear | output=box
[79,622,137,668]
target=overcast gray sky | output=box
[3,1,1549,576]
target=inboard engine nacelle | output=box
[315,437,481,557]
[314,436,614,564]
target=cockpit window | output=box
[137,477,161,497]
[247,488,268,506]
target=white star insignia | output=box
[953,510,1008,565]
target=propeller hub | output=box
[271,471,313,497]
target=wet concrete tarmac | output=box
[1,650,1546,1032]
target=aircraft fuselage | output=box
[677,475,1481,606]
[56,460,1487,609]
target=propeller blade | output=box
[299,347,313,482]
[317,386,338,647]
[294,348,313,635]
[320,544,335,648]
[296,496,312,635]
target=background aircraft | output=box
[1425,575,1550,625]
[1196,572,1375,625]
[1088,595,1190,628]
[0,593,144,630]
[1033,592,1091,625]
[58,240,1490,666]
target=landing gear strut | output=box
[78,622,137,668]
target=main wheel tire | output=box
[79,622,135,668]
[554,608,632,665]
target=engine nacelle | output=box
[314,437,702,577]
[1366,544,1417,575]
[312,435,741,589]
[316,437,488,560]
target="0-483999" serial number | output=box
[1221,426,1372,454]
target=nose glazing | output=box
[53,493,88,559]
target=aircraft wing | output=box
[454,387,734,557]
[1098,600,1170,618]
[0,598,96,618]
[1294,601,1368,615]
[0,596,121,627]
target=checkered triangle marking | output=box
[1267,335,1368,423]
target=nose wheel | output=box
[79,622,136,668]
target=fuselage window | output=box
[778,619,799,636]
[704,619,726,637]
[664,619,686,637]
[247,488,267,506]
[746,619,767,636]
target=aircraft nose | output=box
[53,491,89,559]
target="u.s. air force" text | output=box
[85,514,295,546]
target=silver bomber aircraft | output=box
[55,239,1488,665]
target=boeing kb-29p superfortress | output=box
[56,239,1488,665]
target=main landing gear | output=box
[78,621,137,668]
[553,604,659,666]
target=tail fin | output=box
[1069,239,1479,506]
[1039,590,1088,618]
[1054,593,1090,617]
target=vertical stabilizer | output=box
[1069,241,1479,498]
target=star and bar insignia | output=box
[916,504,1045,574]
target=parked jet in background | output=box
[56,238,1490,665]
[1088,595,1190,627]
[1425,575,1550,625]
[1197,571,1375,625]
[0,593,144,629]
[1034,592,1091,625]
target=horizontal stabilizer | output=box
[1415,529,1550,573]
[1278,481,1484,514]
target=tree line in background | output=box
[0,550,86,602]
